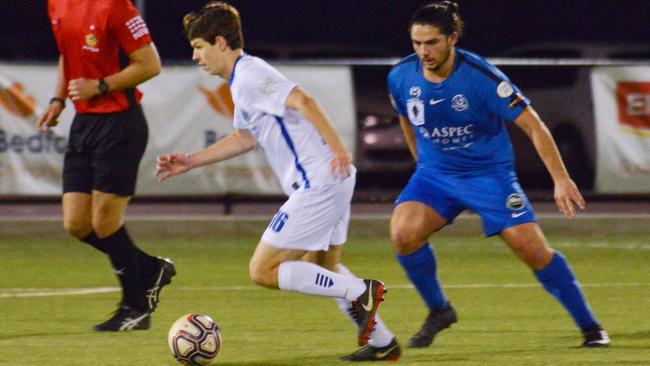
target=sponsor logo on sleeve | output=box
[497,81,514,98]
[260,78,274,96]
[126,15,149,40]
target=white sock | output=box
[336,264,395,348]
[278,261,365,301]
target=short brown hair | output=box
[183,2,244,49]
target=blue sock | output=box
[534,252,598,331]
[396,243,448,310]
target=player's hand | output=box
[156,153,192,182]
[68,78,100,101]
[330,149,352,180]
[553,177,585,218]
[37,102,63,132]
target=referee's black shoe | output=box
[582,324,610,347]
[352,279,386,346]
[340,337,401,362]
[143,257,176,312]
[94,305,150,332]
[407,304,457,348]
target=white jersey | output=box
[230,54,349,196]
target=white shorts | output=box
[261,174,355,251]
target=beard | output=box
[423,47,452,72]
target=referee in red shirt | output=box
[38,0,175,332]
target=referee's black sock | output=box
[100,226,146,311]
[80,232,108,254]
[120,226,159,280]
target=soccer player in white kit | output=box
[156,2,401,361]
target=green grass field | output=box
[1,222,649,365]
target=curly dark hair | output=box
[410,1,465,38]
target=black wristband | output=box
[98,78,109,94]
[49,97,66,108]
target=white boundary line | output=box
[1,213,649,222]
[0,287,118,298]
[1,282,647,298]
[554,242,650,250]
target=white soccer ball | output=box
[168,314,222,365]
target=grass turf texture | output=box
[1,223,648,365]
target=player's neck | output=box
[423,48,456,83]
[222,49,244,81]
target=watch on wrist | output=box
[49,97,66,109]
[98,78,109,94]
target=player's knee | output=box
[63,219,92,239]
[248,259,272,287]
[524,247,554,270]
[516,241,555,270]
[91,217,121,238]
[390,227,421,254]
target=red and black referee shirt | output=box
[48,0,153,114]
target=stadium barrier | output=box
[1,59,649,198]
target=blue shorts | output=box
[396,166,536,236]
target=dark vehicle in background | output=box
[353,43,650,192]
[353,66,414,190]
[499,42,650,190]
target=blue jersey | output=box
[388,48,530,175]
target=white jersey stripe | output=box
[275,116,311,189]
[230,54,347,195]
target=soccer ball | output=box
[168,314,222,365]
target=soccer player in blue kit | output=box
[388,1,610,348]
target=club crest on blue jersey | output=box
[409,86,422,98]
[407,99,425,126]
[451,94,469,112]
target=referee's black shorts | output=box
[63,106,148,197]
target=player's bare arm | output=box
[514,106,585,218]
[285,87,352,178]
[68,43,161,101]
[156,129,256,181]
[398,115,417,160]
[37,55,66,131]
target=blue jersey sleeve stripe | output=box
[457,53,505,85]
[274,116,311,189]
[393,53,419,68]
[458,52,531,110]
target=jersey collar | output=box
[419,48,460,89]
[228,52,246,86]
